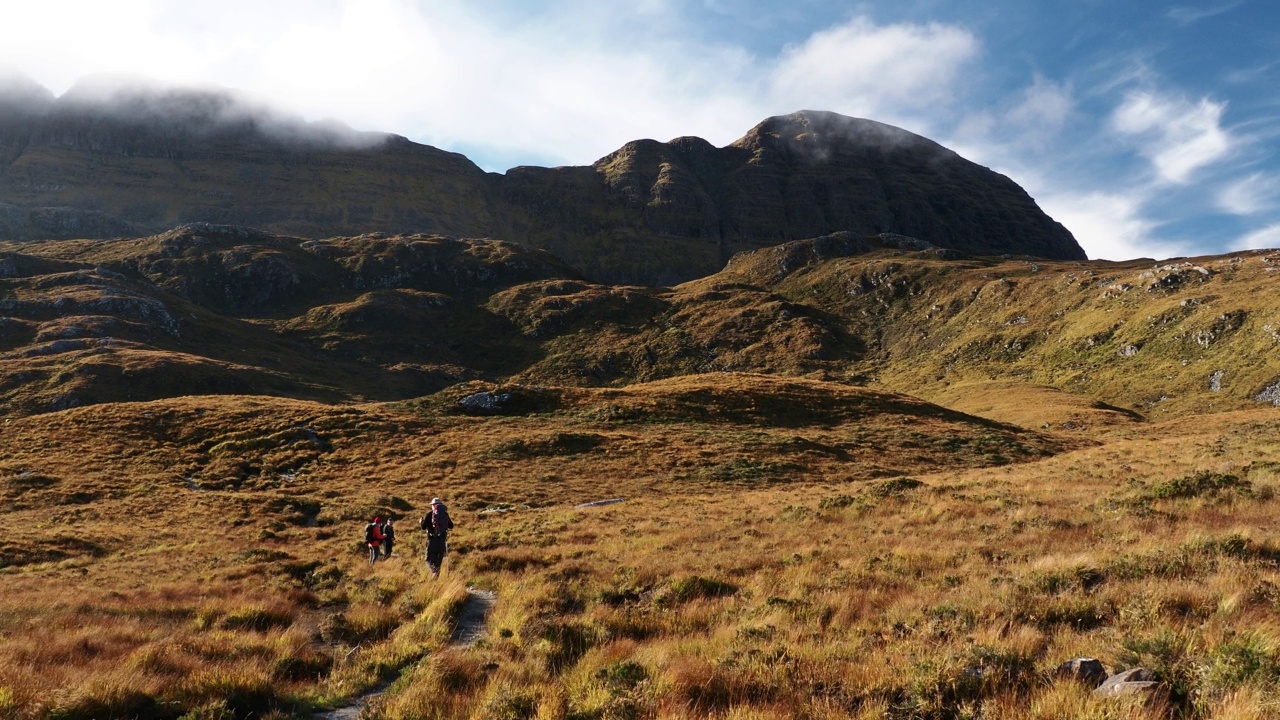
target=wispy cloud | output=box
[1111,91,1233,184]
[1166,1,1245,26]
[1234,223,1280,251]
[1218,173,1280,215]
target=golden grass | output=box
[2,374,1280,718]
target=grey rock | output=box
[1094,668,1163,699]
[458,391,513,413]
[1256,380,1280,406]
[575,498,626,509]
[1209,369,1224,393]
[1055,657,1107,686]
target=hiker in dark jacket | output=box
[365,516,385,565]
[420,498,454,577]
[382,519,396,559]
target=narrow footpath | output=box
[318,588,496,719]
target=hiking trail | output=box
[451,588,497,647]
[317,587,495,719]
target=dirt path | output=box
[317,588,496,719]
[450,588,497,647]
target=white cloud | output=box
[1035,190,1188,261]
[0,0,767,166]
[767,17,979,122]
[1111,91,1233,184]
[0,4,988,170]
[1218,173,1280,215]
[1007,77,1072,134]
[1234,224,1280,251]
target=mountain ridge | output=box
[0,78,1084,284]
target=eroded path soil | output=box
[450,588,496,647]
[318,588,496,719]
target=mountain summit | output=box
[0,82,1083,283]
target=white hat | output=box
[431,497,442,505]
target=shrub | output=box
[478,683,539,720]
[872,477,924,498]
[665,575,738,604]
[218,604,295,632]
[1117,630,1198,712]
[698,458,802,483]
[596,660,648,691]
[818,494,859,510]
[1147,471,1251,499]
[1202,632,1280,697]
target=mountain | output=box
[0,79,1083,284]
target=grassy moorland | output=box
[3,227,1280,718]
[2,371,1279,719]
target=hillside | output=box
[0,78,1083,283]
[2,225,1276,421]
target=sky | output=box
[2,0,1279,261]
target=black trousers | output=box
[426,534,447,572]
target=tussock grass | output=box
[1,377,1279,717]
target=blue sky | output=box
[2,0,1279,260]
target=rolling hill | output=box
[2,224,1276,421]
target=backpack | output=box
[364,522,378,544]
[424,505,453,536]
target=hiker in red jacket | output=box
[365,516,385,565]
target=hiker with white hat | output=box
[420,497,454,577]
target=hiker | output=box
[420,497,454,577]
[365,516,385,565]
[382,518,396,559]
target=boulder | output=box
[1094,668,1165,700]
[1054,658,1107,686]
[458,391,513,414]
[1256,380,1280,406]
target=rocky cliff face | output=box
[0,79,1084,283]
[0,77,500,243]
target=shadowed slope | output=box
[1,79,1083,283]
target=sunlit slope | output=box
[722,237,1280,419]
[0,226,573,413]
